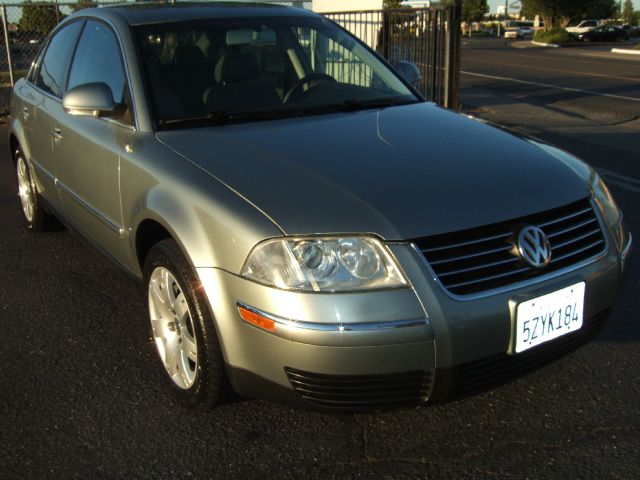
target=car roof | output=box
[77,2,315,26]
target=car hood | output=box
[156,102,590,240]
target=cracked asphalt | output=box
[1,41,640,480]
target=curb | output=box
[611,48,640,56]
[530,41,559,48]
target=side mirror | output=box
[393,61,421,88]
[63,82,117,117]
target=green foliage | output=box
[461,0,489,23]
[534,27,575,43]
[72,0,98,13]
[441,0,489,23]
[622,0,634,24]
[18,1,63,36]
[383,0,404,8]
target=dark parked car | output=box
[9,3,632,411]
[577,25,629,42]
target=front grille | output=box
[285,368,434,410]
[414,198,606,296]
[454,310,609,397]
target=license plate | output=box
[514,282,585,353]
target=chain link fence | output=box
[0,1,459,115]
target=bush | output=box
[534,28,575,44]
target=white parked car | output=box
[566,20,600,34]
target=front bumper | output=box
[197,230,629,411]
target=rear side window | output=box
[67,20,126,104]
[36,21,84,98]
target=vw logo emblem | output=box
[517,226,552,268]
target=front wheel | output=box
[144,239,227,408]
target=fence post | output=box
[443,0,461,110]
[1,3,14,87]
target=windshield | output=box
[135,16,420,128]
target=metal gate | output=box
[323,6,461,109]
[0,2,460,115]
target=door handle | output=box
[22,106,29,119]
[51,127,63,143]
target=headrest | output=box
[215,53,259,84]
[174,45,206,66]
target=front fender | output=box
[121,135,283,277]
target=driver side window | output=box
[67,20,133,125]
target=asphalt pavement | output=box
[1,40,639,479]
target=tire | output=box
[144,238,227,408]
[14,146,47,232]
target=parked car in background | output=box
[566,19,600,34]
[504,20,535,39]
[9,3,632,411]
[576,25,629,42]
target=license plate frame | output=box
[514,282,585,354]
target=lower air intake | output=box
[285,368,434,410]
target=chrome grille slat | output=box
[413,198,606,296]
[546,218,597,238]
[422,232,511,253]
[438,256,520,278]
[429,244,514,265]
[552,229,601,250]
[550,240,605,264]
[537,207,592,228]
[446,267,532,289]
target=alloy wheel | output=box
[148,266,199,389]
[16,155,35,222]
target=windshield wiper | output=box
[337,98,414,112]
[158,110,278,127]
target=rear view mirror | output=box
[393,61,421,88]
[63,82,117,117]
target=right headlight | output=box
[241,236,408,292]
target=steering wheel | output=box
[283,73,336,103]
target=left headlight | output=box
[592,175,625,251]
[241,236,408,292]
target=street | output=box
[0,39,639,479]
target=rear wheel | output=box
[144,239,227,408]
[14,146,47,232]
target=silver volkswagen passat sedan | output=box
[9,3,632,410]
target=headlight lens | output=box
[241,237,407,292]
[592,175,624,251]
[592,175,620,227]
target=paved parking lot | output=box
[1,41,639,480]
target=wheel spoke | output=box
[164,338,179,376]
[150,317,165,339]
[181,333,198,363]
[174,292,189,320]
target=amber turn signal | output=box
[238,305,276,332]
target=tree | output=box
[72,0,98,13]
[622,0,634,24]
[461,0,489,23]
[383,0,404,7]
[18,1,63,36]
[441,1,488,23]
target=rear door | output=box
[51,20,135,266]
